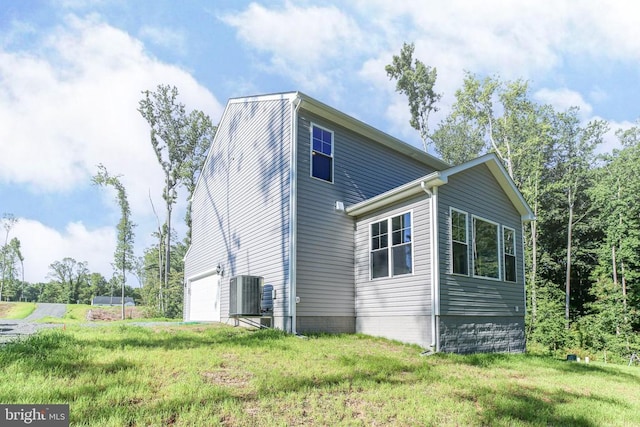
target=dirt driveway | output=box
[0,303,66,344]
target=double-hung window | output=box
[450,209,469,275]
[503,226,516,282]
[472,216,500,279]
[311,124,333,182]
[370,212,413,279]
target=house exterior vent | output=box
[229,275,263,316]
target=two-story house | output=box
[183,92,534,353]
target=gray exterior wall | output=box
[294,111,435,333]
[184,96,293,329]
[437,163,526,352]
[353,195,433,347]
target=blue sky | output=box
[1,0,639,283]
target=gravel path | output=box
[0,303,66,344]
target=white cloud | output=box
[221,2,365,92]
[0,14,224,217]
[349,0,640,138]
[597,119,636,155]
[139,26,187,53]
[534,88,593,118]
[13,219,115,284]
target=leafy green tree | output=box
[1,238,24,301]
[431,73,537,178]
[181,110,216,245]
[78,272,110,305]
[138,84,215,314]
[139,238,186,318]
[546,110,606,327]
[39,281,64,303]
[0,213,18,301]
[93,164,136,319]
[22,282,44,303]
[589,122,640,343]
[528,284,569,351]
[47,257,89,304]
[386,42,441,151]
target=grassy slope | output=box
[1,324,638,426]
[0,302,36,319]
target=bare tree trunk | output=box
[530,215,538,324]
[0,230,9,302]
[122,226,126,320]
[565,190,574,329]
[612,245,618,286]
[621,261,628,311]
[149,191,164,314]
[164,202,172,316]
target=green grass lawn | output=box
[1,324,638,426]
[0,301,36,319]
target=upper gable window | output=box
[311,124,333,182]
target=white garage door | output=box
[188,274,221,322]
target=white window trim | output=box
[309,122,334,184]
[471,214,502,281]
[449,207,469,276]
[502,225,517,283]
[369,210,414,280]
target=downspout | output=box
[421,182,440,351]
[289,95,302,335]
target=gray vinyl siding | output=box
[184,97,292,326]
[353,195,433,347]
[437,164,526,318]
[294,111,434,331]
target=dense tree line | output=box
[388,42,640,360]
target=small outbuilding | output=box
[91,296,135,307]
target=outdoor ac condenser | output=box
[229,275,263,316]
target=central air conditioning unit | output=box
[229,275,263,316]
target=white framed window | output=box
[310,123,333,182]
[370,212,413,279]
[503,226,517,282]
[450,208,469,275]
[472,215,500,280]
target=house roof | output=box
[346,153,535,221]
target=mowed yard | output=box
[0,306,639,426]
